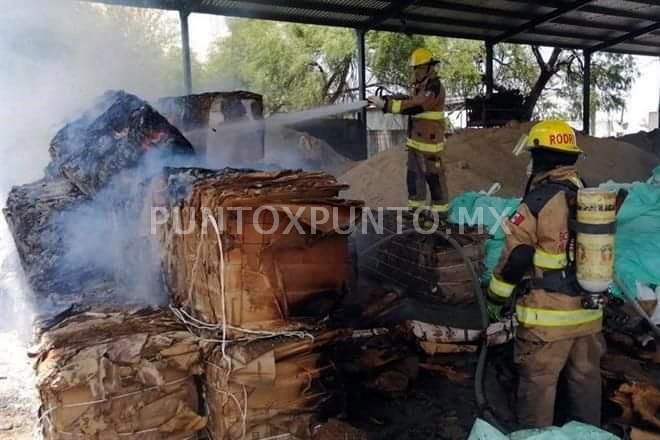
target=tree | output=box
[558,51,637,123]
[489,45,638,122]
[366,33,483,99]
[204,20,637,122]
[204,19,355,113]
[96,4,200,97]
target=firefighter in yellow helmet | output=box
[487,120,606,428]
[368,48,448,214]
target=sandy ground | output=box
[0,331,38,439]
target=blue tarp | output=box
[600,170,660,298]
[467,418,619,440]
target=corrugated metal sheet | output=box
[84,0,660,56]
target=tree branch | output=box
[547,47,562,70]
[532,46,546,70]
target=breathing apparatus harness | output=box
[501,177,621,318]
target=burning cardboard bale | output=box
[35,307,207,439]
[3,90,195,301]
[48,90,195,196]
[357,213,486,305]
[157,91,264,165]
[204,331,340,440]
[3,177,93,296]
[156,167,362,330]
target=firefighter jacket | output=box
[488,166,603,342]
[384,73,446,155]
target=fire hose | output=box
[358,227,506,433]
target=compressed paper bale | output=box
[3,90,196,302]
[204,332,339,440]
[2,176,103,297]
[156,167,362,329]
[47,90,195,196]
[35,308,207,440]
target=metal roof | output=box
[87,0,660,56]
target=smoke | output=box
[0,0,188,326]
[0,0,363,323]
[0,1,184,189]
[55,148,200,307]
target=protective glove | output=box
[367,95,386,110]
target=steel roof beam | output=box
[81,0,183,10]
[489,0,593,44]
[195,0,376,17]
[590,21,660,51]
[554,16,645,32]
[504,0,660,21]
[401,12,660,47]
[415,0,534,19]
[362,0,418,29]
[506,0,660,9]
[580,5,660,21]
[192,4,366,27]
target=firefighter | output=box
[368,48,448,214]
[487,120,605,428]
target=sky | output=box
[181,12,659,134]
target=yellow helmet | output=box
[526,120,582,154]
[409,48,436,67]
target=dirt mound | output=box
[341,122,659,207]
[617,129,660,158]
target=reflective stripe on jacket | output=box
[386,74,446,154]
[488,167,602,342]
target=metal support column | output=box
[485,43,494,96]
[179,10,193,95]
[355,28,368,153]
[583,50,591,135]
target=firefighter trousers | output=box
[514,332,606,428]
[406,149,448,210]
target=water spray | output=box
[208,100,369,136]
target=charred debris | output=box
[3,90,660,439]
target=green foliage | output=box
[96,12,636,122]
[91,4,196,96]
[431,38,483,99]
[366,33,483,99]
[204,19,354,113]
[366,32,425,89]
[493,44,538,94]
[559,52,638,121]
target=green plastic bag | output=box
[468,419,620,440]
[449,192,520,283]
